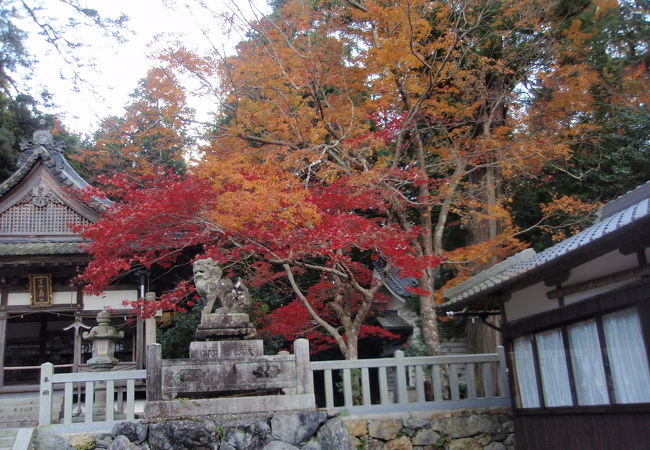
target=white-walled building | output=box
[0,130,141,391]
[439,181,650,449]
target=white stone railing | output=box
[310,347,510,414]
[38,346,509,431]
[39,362,146,430]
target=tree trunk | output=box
[420,269,443,355]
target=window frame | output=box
[504,279,650,414]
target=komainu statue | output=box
[193,258,251,316]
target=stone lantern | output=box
[82,310,124,370]
[82,310,124,418]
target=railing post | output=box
[146,343,162,401]
[127,379,135,420]
[394,350,408,404]
[39,363,54,425]
[324,370,334,408]
[496,346,510,398]
[294,338,312,394]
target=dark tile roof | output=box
[0,242,84,256]
[376,311,413,331]
[385,266,418,297]
[0,131,110,210]
[439,185,650,311]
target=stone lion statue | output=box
[193,258,251,315]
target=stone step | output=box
[0,397,40,406]
[0,404,39,414]
[0,402,62,415]
[0,437,14,448]
[0,421,37,430]
[0,395,63,431]
[0,429,17,438]
[0,395,64,405]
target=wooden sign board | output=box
[29,274,52,307]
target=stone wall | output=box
[37,411,354,450]
[36,407,513,450]
[342,407,514,450]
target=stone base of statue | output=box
[194,313,256,340]
[144,337,314,420]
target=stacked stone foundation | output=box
[342,407,514,450]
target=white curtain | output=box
[536,329,572,407]
[568,320,609,405]
[603,308,650,404]
[513,336,540,408]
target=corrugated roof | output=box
[440,190,650,311]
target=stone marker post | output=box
[145,292,157,349]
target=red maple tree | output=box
[75,169,440,359]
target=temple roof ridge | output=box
[0,128,110,210]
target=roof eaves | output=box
[443,248,536,300]
[0,142,111,212]
[0,242,86,256]
[438,196,650,312]
[0,146,46,197]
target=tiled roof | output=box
[0,132,110,210]
[385,266,418,297]
[0,242,85,256]
[443,248,537,302]
[376,314,413,331]
[440,191,650,311]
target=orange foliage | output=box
[147,0,628,352]
[75,67,190,179]
[540,195,600,242]
[196,153,320,233]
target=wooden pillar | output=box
[76,285,84,310]
[39,315,47,363]
[0,312,6,387]
[63,313,89,374]
[0,282,7,388]
[0,282,7,307]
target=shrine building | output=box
[0,129,146,391]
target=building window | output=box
[513,336,540,408]
[512,307,650,409]
[568,320,608,405]
[602,309,650,403]
[536,329,572,406]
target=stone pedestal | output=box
[144,338,316,419]
[195,313,256,340]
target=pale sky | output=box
[21,0,270,136]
